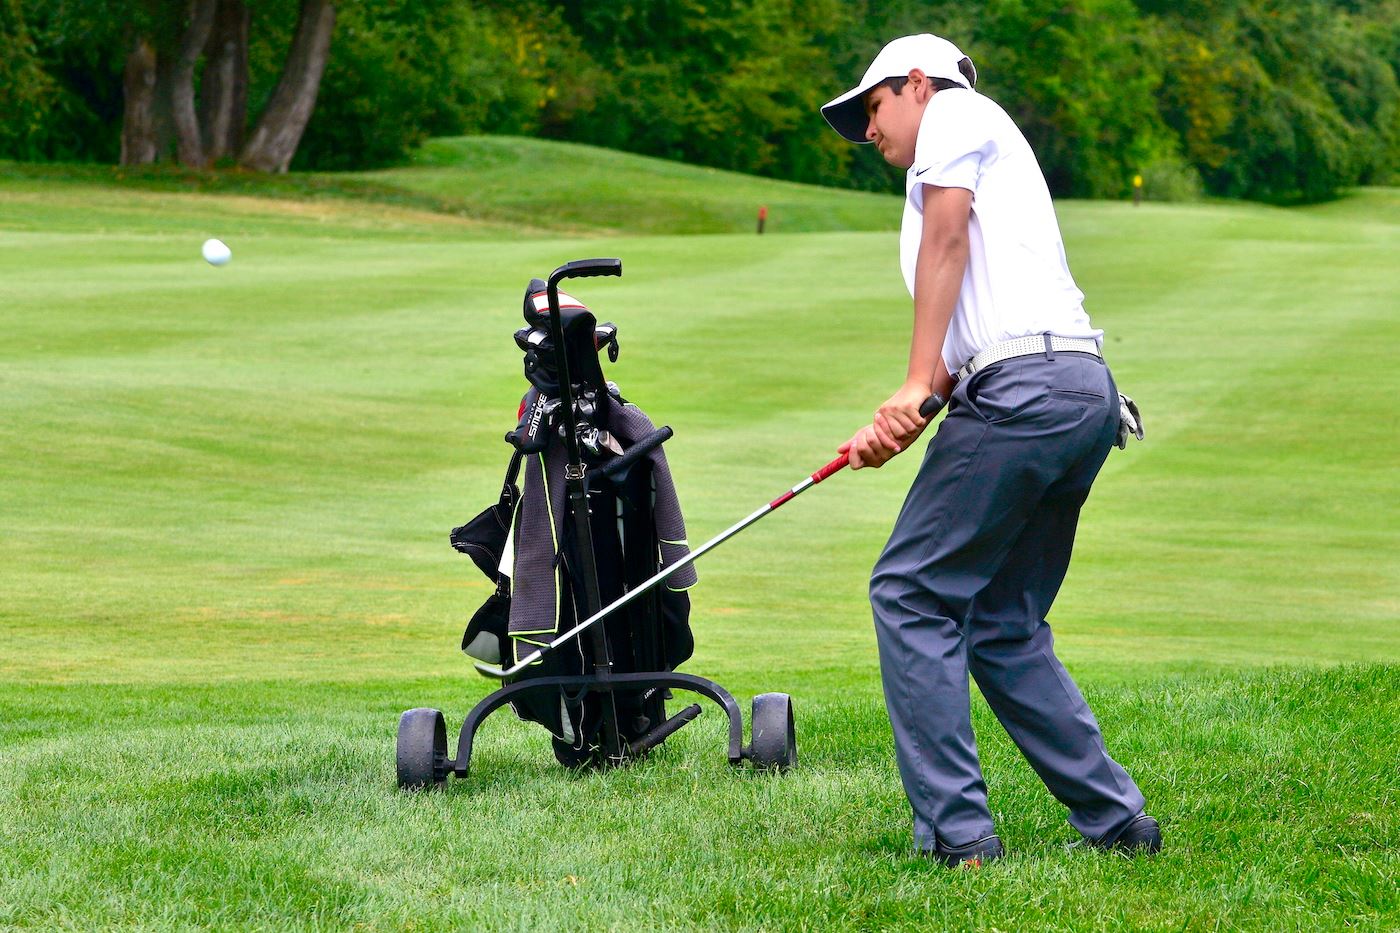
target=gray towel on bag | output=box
[508,397,695,660]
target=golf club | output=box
[474,394,945,680]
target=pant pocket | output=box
[964,366,1025,424]
[1047,387,1105,403]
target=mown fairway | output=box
[1,149,1396,930]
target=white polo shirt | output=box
[900,88,1100,374]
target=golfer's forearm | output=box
[931,359,955,401]
[908,234,967,390]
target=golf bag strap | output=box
[501,449,524,504]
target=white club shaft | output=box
[481,503,773,679]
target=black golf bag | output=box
[451,277,695,765]
[398,258,793,788]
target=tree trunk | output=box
[170,0,218,167]
[239,0,335,173]
[199,0,249,163]
[120,35,160,165]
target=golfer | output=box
[822,34,1159,866]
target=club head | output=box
[473,660,511,680]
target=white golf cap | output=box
[821,34,977,143]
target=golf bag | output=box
[451,279,695,764]
[397,258,795,789]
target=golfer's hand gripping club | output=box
[472,395,945,680]
[847,392,946,469]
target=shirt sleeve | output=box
[909,92,990,193]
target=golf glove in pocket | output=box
[1116,393,1144,449]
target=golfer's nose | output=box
[865,118,877,142]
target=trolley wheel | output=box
[397,707,449,790]
[749,692,797,772]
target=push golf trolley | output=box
[396,259,797,788]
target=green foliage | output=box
[965,0,1176,198]
[0,0,56,160]
[543,0,856,186]
[459,4,607,137]
[0,0,129,162]
[294,0,462,170]
[1145,0,1400,202]
[294,1,611,169]
[19,0,201,163]
[1138,151,1204,202]
[4,0,1399,201]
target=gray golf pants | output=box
[870,351,1146,850]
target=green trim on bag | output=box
[540,453,561,636]
[512,634,550,665]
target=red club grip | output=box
[812,454,849,483]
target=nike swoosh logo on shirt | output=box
[914,167,932,176]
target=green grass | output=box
[349,136,902,235]
[0,136,896,237]
[1,146,1397,930]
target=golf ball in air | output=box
[202,238,232,266]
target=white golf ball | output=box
[202,238,231,266]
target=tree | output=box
[11,0,1399,197]
[199,0,248,162]
[119,33,159,165]
[549,0,856,186]
[292,0,495,171]
[1143,0,1400,201]
[238,0,334,171]
[0,0,58,160]
[112,0,333,171]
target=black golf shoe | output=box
[925,834,1005,868]
[1088,813,1162,854]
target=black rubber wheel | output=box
[397,707,448,790]
[749,692,797,772]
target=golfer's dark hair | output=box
[880,76,911,95]
[879,74,969,96]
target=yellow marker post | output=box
[1133,174,1144,207]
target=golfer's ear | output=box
[908,69,932,102]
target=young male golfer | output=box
[821,34,1159,866]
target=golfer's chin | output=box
[878,147,913,171]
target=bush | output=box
[294,0,480,170]
[1139,152,1204,202]
[0,0,58,160]
[1144,0,1400,202]
[545,0,856,186]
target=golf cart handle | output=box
[550,258,622,286]
[599,426,673,481]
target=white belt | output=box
[955,335,1101,382]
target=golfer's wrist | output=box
[901,378,935,403]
